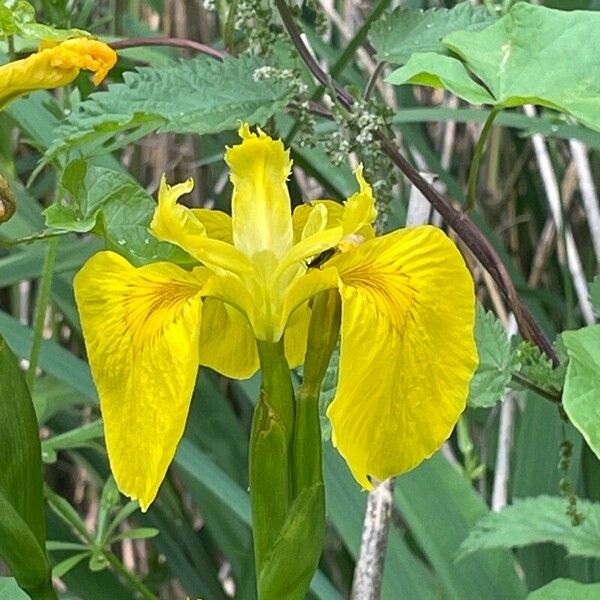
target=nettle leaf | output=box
[563,326,600,462]
[516,340,567,394]
[45,54,295,160]
[45,159,193,267]
[459,495,600,559]
[370,2,494,65]
[387,3,600,131]
[318,348,339,441]
[468,304,518,409]
[0,0,88,40]
[528,578,600,600]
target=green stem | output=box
[511,372,562,404]
[466,107,501,210]
[104,550,159,600]
[26,237,58,390]
[7,35,16,61]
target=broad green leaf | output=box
[0,336,53,597]
[395,452,527,600]
[460,495,600,559]
[370,2,494,64]
[387,52,494,104]
[528,578,600,599]
[45,159,191,266]
[563,326,600,460]
[387,3,600,131]
[0,578,30,600]
[45,54,295,159]
[468,304,516,408]
[0,0,88,40]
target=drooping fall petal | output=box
[74,251,206,510]
[0,38,116,109]
[226,124,293,258]
[327,226,478,488]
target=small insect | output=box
[306,247,336,269]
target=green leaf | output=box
[45,159,191,266]
[0,336,54,597]
[528,578,600,599]
[258,483,325,600]
[563,326,600,460]
[387,3,600,131]
[387,52,494,104]
[52,552,90,579]
[460,495,600,559]
[45,54,294,160]
[0,578,30,600]
[110,527,159,543]
[0,0,88,40]
[516,340,566,394]
[370,2,494,64]
[468,304,517,408]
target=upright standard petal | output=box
[0,38,116,109]
[74,251,206,510]
[226,124,293,258]
[327,226,478,488]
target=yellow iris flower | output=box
[0,37,117,110]
[74,125,478,510]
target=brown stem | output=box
[109,37,226,61]
[274,0,558,365]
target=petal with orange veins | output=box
[74,251,206,510]
[326,226,478,488]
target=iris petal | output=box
[327,226,478,488]
[226,124,293,258]
[150,176,252,277]
[199,299,259,379]
[74,251,206,510]
[0,38,116,109]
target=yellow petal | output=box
[291,167,376,244]
[150,176,252,277]
[326,226,478,488]
[199,299,259,379]
[0,38,116,109]
[226,124,293,258]
[341,165,377,237]
[74,251,206,510]
[284,301,311,368]
[190,208,233,243]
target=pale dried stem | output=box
[524,105,595,324]
[350,478,395,600]
[569,139,600,267]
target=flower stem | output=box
[26,237,58,390]
[466,107,501,210]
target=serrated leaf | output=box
[528,578,600,599]
[387,3,600,131]
[563,326,600,461]
[516,340,566,394]
[45,159,192,266]
[45,54,295,160]
[459,495,600,559]
[370,2,494,64]
[468,304,516,408]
